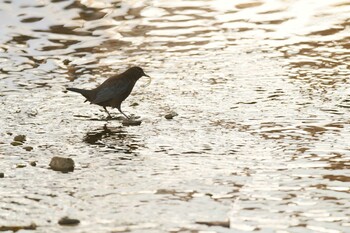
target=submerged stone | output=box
[14,135,26,142]
[122,119,142,126]
[11,141,23,146]
[0,223,37,231]
[196,220,230,228]
[165,111,178,120]
[49,157,74,172]
[58,217,80,226]
[23,146,33,151]
[30,161,37,167]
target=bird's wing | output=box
[92,78,130,104]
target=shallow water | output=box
[1,0,349,232]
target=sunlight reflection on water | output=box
[0,0,349,232]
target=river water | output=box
[0,0,349,232]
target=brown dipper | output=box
[67,66,150,119]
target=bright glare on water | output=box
[0,0,349,232]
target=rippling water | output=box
[1,0,349,232]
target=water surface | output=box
[0,0,349,232]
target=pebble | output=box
[11,141,23,146]
[165,112,178,120]
[0,223,37,231]
[49,157,75,172]
[14,135,26,142]
[30,161,37,167]
[58,217,80,226]
[122,119,142,126]
[23,146,33,151]
[196,220,230,228]
[0,173,4,178]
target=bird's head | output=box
[128,66,150,79]
[127,66,151,86]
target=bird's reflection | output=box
[84,124,143,154]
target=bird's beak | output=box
[142,73,152,87]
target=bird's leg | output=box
[117,106,130,119]
[103,106,112,119]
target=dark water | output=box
[1,0,349,232]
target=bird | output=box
[66,66,151,119]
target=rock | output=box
[58,217,80,226]
[16,164,26,168]
[30,161,37,167]
[122,119,142,126]
[196,220,230,228]
[0,223,37,231]
[14,135,26,142]
[23,146,33,151]
[0,173,4,178]
[165,112,178,120]
[11,141,23,146]
[49,157,74,172]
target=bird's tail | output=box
[66,88,93,101]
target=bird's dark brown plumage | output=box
[67,66,150,119]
